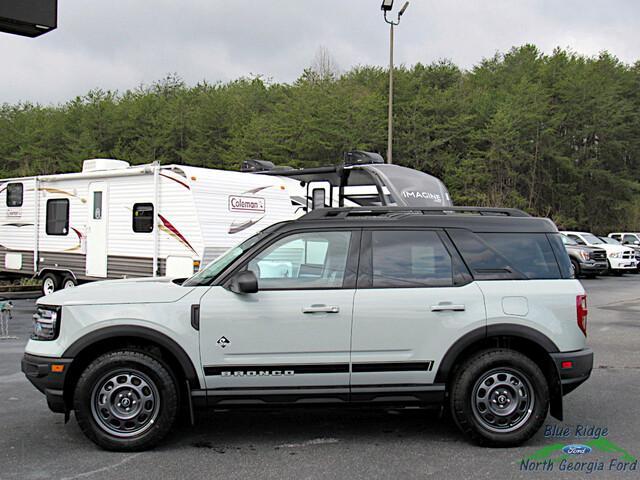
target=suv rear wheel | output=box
[450,348,549,446]
[73,350,179,451]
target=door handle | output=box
[302,305,340,314]
[431,304,466,312]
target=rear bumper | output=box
[550,348,593,395]
[21,353,73,413]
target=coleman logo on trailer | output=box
[402,191,443,203]
[228,195,266,213]
[221,370,295,377]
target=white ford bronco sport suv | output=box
[23,206,593,451]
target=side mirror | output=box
[228,270,258,294]
[634,240,640,246]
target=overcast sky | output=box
[1,0,639,105]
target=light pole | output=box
[381,0,409,164]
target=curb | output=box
[0,291,41,300]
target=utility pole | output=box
[381,0,409,164]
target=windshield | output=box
[183,233,262,287]
[581,233,604,245]
[602,237,620,245]
[561,235,577,246]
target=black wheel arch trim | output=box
[434,323,560,384]
[62,325,201,388]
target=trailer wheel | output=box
[61,274,77,290]
[41,273,60,296]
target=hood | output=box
[566,245,604,253]
[588,243,631,253]
[38,277,196,307]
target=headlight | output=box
[32,306,61,340]
[608,251,621,258]
[579,251,590,261]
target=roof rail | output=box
[301,206,531,220]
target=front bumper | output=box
[21,353,73,413]
[550,348,593,396]
[608,258,636,270]
[578,260,608,273]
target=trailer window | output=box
[6,183,23,207]
[133,203,154,233]
[46,199,69,235]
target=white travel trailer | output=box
[0,153,453,295]
[0,159,306,295]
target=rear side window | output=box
[46,199,69,235]
[6,183,23,207]
[371,230,453,288]
[133,203,154,233]
[448,230,561,280]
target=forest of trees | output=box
[1,45,639,233]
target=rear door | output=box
[350,229,486,400]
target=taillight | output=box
[576,295,588,336]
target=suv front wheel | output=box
[73,350,179,451]
[450,348,549,446]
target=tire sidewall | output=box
[450,349,549,446]
[74,351,178,451]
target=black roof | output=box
[276,207,558,234]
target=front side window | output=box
[623,234,638,245]
[371,230,453,288]
[247,231,352,290]
[133,203,154,233]
[568,234,586,245]
[6,183,23,207]
[46,199,69,235]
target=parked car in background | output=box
[608,232,640,246]
[607,233,640,268]
[561,231,636,275]
[561,234,607,278]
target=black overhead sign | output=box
[0,0,57,38]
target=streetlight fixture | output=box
[381,0,409,164]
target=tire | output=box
[61,274,77,290]
[449,348,549,447]
[73,350,179,451]
[41,272,60,296]
[570,259,581,278]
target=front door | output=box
[198,229,359,402]
[351,229,486,398]
[86,182,108,277]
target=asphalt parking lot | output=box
[1,276,639,480]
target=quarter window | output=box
[449,230,561,280]
[133,203,154,233]
[247,231,352,290]
[46,199,69,235]
[370,230,453,288]
[6,183,23,207]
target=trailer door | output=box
[86,182,108,277]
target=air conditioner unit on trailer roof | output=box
[82,159,130,173]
